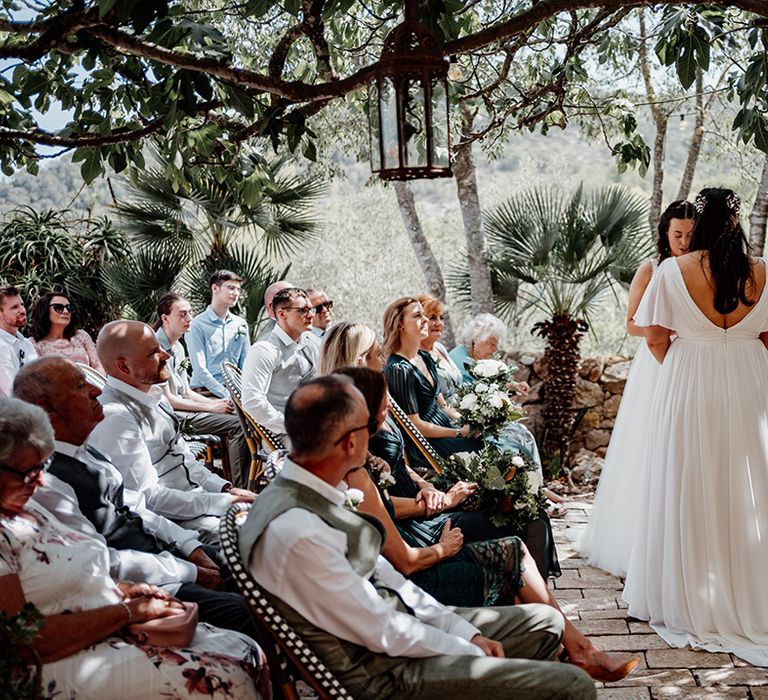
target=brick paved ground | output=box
[554,495,768,699]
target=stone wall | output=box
[508,352,633,483]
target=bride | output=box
[577,200,695,575]
[623,187,768,666]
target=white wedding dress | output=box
[577,260,660,576]
[623,257,768,666]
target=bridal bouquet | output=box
[433,445,546,529]
[455,359,525,438]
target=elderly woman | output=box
[0,398,269,700]
[30,291,103,372]
[417,295,463,402]
[449,313,507,382]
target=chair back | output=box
[221,362,284,489]
[76,362,107,389]
[220,504,353,700]
[388,395,444,474]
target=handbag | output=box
[128,601,199,647]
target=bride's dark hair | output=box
[690,187,754,314]
[657,200,695,261]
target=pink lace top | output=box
[34,328,103,372]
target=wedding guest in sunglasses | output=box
[0,285,38,396]
[30,291,102,372]
[306,287,333,338]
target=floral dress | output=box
[0,501,271,700]
[34,329,104,373]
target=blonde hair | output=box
[417,294,444,318]
[382,296,420,357]
[319,322,377,375]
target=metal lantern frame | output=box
[369,5,452,181]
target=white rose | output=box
[474,359,505,378]
[526,470,543,495]
[344,488,365,510]
[511,455,525,468]
[488,393,504,409]
[475,382,489,394]
[460,394,478,410]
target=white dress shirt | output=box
[241,325,318,433]
[33,467,196,593]
[249,459,484,659]
[89,377,232,520]
[0,327,37,396]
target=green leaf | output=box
[76,148,103,184]
[754,114,768,154]
[98,0,121,19]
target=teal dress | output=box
[385,351,484,466]
[369,416,561,580]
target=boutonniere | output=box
[235,325,247,339]
[343,488,365,511]
[179,356,192,372]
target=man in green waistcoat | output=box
[240,375,595,699]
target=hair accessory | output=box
[693,193,707,213]
[726,192,741,214]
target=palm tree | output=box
[483,184,652,474]
[104,150,323,330]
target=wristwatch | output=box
[455,428,462,439]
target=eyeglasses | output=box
[283,306,315,317]
[50,303,76,314]
[333,417,379,446]
[312,301,333,313]
[0,456,52,485]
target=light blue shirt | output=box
[187,306,249,398]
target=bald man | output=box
[88,320,254,543]
[255,279,294,342]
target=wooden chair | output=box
[221,361,284,491]
[76,362,221,467]
[388,395,444,475]
[219,504,353,700]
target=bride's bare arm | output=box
[626,261,654,337]
[646,325,672,363]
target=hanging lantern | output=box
[368,1,452,180]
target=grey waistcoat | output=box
[239,475,411,698]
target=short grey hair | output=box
[457,313,508,348]
[0,397,54,465]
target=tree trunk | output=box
[749,154,768,256]
[676,69,705,201]
[649,118,667,228]
[534,314,587,477]
[393,181,456,346]
[454,107,494,316]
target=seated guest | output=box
[188,270,249,398]
[0,397,269,700]
[0,285,37,396]
[242,287,319,435]
[241,375,596,699]
[88,320,254,543]
[449,312,508,382]
[338,366,637,682]
[417,294,463,400]
[318,321,384,375]
[13,356,262,641]
[255,279,294,341]
[29,291,103,372]
[155,292,250,488]
[306,287,333,337]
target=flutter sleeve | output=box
[633,257,677,329]
[385,360,419,415]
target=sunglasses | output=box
[333,416,379,446]
[312,301,333,313]
[283,306,315,317]
[0,456,52,485]
[50,303,76,314]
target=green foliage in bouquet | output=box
[433,445,547,530]
[0,602,43,700]
[455,359,526,438]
